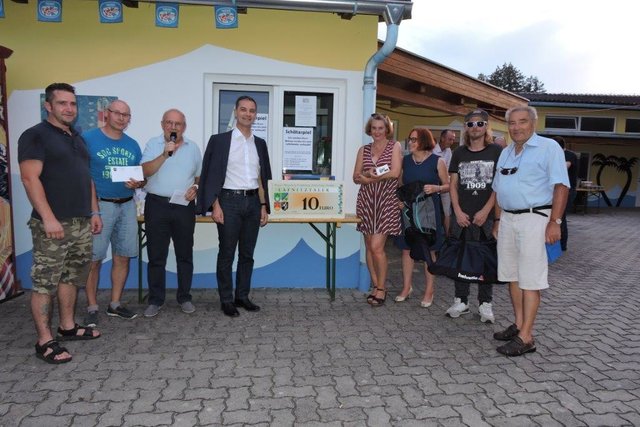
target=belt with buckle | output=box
[146,193,171,202]
[221,188,259,196]
[503,204,552,217]
[99,196,133,204]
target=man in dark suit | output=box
[197,96,272,317]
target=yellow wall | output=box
[0,1,377,95]
[535,106,640,205]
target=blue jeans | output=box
[144,194,195,306]
[216,192,262,303]
[92,199,138,261]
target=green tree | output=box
[478,63,546,93]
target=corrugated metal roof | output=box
[520,92,640,106]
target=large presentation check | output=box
[268,180,344,219]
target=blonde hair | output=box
[365,114,393,138]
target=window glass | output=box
[625,118,640,133]
[545,116,577,129]
[580,117,614,132]
[282,92,334,178]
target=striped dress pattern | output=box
[356,140,402,236]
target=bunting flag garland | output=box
[99,0,123,23]
[155,3,179,28]
[37,0,62,22]
[215,6,238,29]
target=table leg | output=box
[138,222,146,304]
[309,223,336,301]
[330,223,336,301]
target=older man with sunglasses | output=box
[491,105,569,357]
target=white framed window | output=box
[204,74,346,180]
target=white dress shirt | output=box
[223,127,260,190]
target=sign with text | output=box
[269,180,344,219]
[283,127,313,171]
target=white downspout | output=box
[357,4,407,292]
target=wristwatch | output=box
[552,218,562,225]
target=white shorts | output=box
[497,210,549,290]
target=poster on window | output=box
[283,127,313,171]
[252,113,268,141]
[295,95,317,127]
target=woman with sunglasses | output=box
[395,128,449,307]
[353,114,403,306]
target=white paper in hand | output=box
[169,190,189,206]
[110,166,144,182]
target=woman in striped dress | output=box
[353,114,403,306]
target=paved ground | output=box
[1,209,639,427]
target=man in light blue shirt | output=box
[141,109,202,318]
[491,105,569,357]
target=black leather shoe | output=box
[496,336,536,357]
[234,298,260,312]
[221,302,240,317]
[493,324,519,341]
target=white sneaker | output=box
[445,298,470,318]
[478,302,495,323]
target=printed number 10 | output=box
[302,197,319,210]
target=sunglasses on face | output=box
[466,121,487,128]
[500,167,518,175]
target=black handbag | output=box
[428,226,499,284]
[397,181,438,263]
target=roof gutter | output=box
[148,0,412,19]
[362,4,406,135]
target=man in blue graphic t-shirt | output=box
[83,100,144,326]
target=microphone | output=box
[168,132,177,157]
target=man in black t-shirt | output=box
[446,109,502,323]
[18,83,102,364]
[552,136,578,251]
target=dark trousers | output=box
[450,218,494,303]
[145,194,195,306]
[561,189,577,250]
[454,281,493,304]
[216,192,261,304]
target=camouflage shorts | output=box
[29,217,92,295]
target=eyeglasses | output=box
[466,121,487,128]
[107,109,131,119]
[500,167,518,175]
[162,120,184,127]
[408,137,419,143]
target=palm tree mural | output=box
[612,156,639,207]
[591,153,617,206]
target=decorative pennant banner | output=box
[37,0,62,22]
[99,0,123,23]
[0,0,5,19]
[214,6,238,29]
[156,3,179,28]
